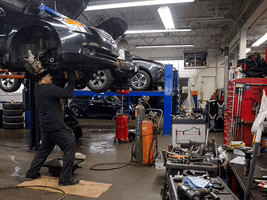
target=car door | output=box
[87,96,106,116]
[103,97,117,116]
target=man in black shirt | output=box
[26,70,78,186]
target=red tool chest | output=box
[224,78,267,146]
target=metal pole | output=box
[244,124,263,200]
[164,64,173,135]
[224,47,229,109]
[135,99,145,162]
[29,79,37,150]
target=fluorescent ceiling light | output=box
[246,48,251,53]
[125,29,191,34]
[85,0,194,11]
[252,32,267,47]
[158,6,175,30]
[135,44,194,48]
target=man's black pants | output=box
[26,127,75,183]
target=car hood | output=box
[97,17,128,40]
[1,0,90,19]
[132,55,164,67]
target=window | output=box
[184,52,207,67]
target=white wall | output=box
[158,50,225,108]
[0,85,23,109]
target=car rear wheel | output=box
[130,70,151,91]
[70,106,81,118]
[0,72,22,92]
[87,70,113,92]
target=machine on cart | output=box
[160,112,238,200]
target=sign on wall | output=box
[184,52,207,68]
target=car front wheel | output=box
[0,72,22,92]
[87,70,113,92]
[130,70,151,91]
[70,106,81,118]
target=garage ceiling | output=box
[77,0,266,59]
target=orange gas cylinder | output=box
[142,120,154,165]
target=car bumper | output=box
[113,60,139,78]
[151,69,165,86]
[61,52,118,70]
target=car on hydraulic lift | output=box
[0,0,131,91]
[130,56,165,91]
[87,48,138,92]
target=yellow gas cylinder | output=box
[142,120,154,165]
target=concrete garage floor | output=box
[0,118,224,200]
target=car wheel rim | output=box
[132,73,147,89]
[72,108,79,117]
[90,70,106,87]
[1,73,15,89]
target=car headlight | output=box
[153,64,164,70]
[59,18,88,33]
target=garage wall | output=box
[0,85,23,108]
[158,49,225,109]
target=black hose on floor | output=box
[0,185,66,200]
[89,138,154,171]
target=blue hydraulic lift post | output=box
[172,69,179,115]
[164,64,173,136]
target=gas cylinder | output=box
[116,114,129,143]
[135,99,145,162]
[142,120,154,165]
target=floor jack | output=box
[43,158,85,177]
[42,152,86,177]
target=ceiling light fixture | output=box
[252,32,267,47]
[125,29,191,34]
[135,44,194,48]
[158,6,175,30]
[85,0,194,11]
[246,48,251,53]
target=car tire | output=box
[70,106,81,118]
[3,110,23,116]
[130,70,151,91]
[2,102,24,130]
[3,116,24,123]
[0,72,22,92]
[3,102,23,110]
[87,70,113,92]
[3,122,24,130]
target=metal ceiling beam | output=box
[242,0,267,29]
[228,0,267,52]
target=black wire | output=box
[90,136,154,171]
[0,185,66,200]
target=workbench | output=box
[228,152,267,199]
[161,158,239,200]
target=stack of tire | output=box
[3,102,24,130]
